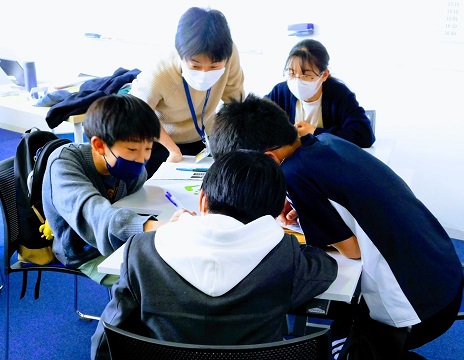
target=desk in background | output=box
[0,88,85,142]
[363,138,396,164]
[0,90,398,156]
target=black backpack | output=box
[14,128,72,265]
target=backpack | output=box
[14,128,72,265]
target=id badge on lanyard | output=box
[196,136,211,163]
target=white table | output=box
[99,156,362,303]
[0,87,85,142]
[97,241,362,303]
[97,140,411,303]
[112,156,213,220]
[363,138,396,164]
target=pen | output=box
[176,167,209,172]
[165,191,183,209]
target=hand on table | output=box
[166,151,183,163]
[143,209,197,231]
[169,208,197,222]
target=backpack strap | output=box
[20,272,28,299]
[34,270,43,300]
[19,269,44,300]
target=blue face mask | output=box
[105,148,145,184]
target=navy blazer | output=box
[266,76,375,148]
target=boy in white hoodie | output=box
[91,150,338,359]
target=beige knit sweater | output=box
[130,44,245,144]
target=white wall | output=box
[2,0,463,238]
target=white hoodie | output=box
[155,213,284,297]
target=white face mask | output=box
[181,62,226,91]
[287,77,322,102]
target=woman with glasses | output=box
[130,7,245,177]
[266,39,375,148]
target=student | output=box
[90,150,338,359]
[208,94,463,360]
[42,94,165,287]
[130,6,245,177]
[266,39,375,148]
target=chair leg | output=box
[74,275,100,322]
[0,269,4,292]
[4,276,10,360]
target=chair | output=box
[0,157,100,360]
[102,322,332,360]
[458,262,464,320]
[365,109,376,134]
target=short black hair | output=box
[209,93,298,159]
[84,94,161,146]
[175,7,233,62]
[202,150,286,224]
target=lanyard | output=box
[182,78,211,143]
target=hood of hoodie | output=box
[155,213,284,297]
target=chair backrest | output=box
[365,110,376,134]
[103,322,332,360]
[0,156,20,275]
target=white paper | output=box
[150,156,214,181]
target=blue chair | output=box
[365,109,376,134]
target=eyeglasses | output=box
[284,69,323,82]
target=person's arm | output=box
[289,235,338,309]
[143,209,197,232]
[316,80,375,148]
[46,155,148,256]
[129,65,183,162]
[331,235,361,259]
[158,126,183,162]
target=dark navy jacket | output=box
[46,68,141,129]
[282,133,463,325]
[266,77,375,148]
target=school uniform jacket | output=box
[91,213,338,360]
[266,77,375,148]
[282,133,463,328]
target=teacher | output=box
[130,7,245,177]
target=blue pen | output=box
[176,167,209,172]
[165,191,183,209]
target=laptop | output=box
[0,58,25,86]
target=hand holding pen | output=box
[164,191,197,220]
